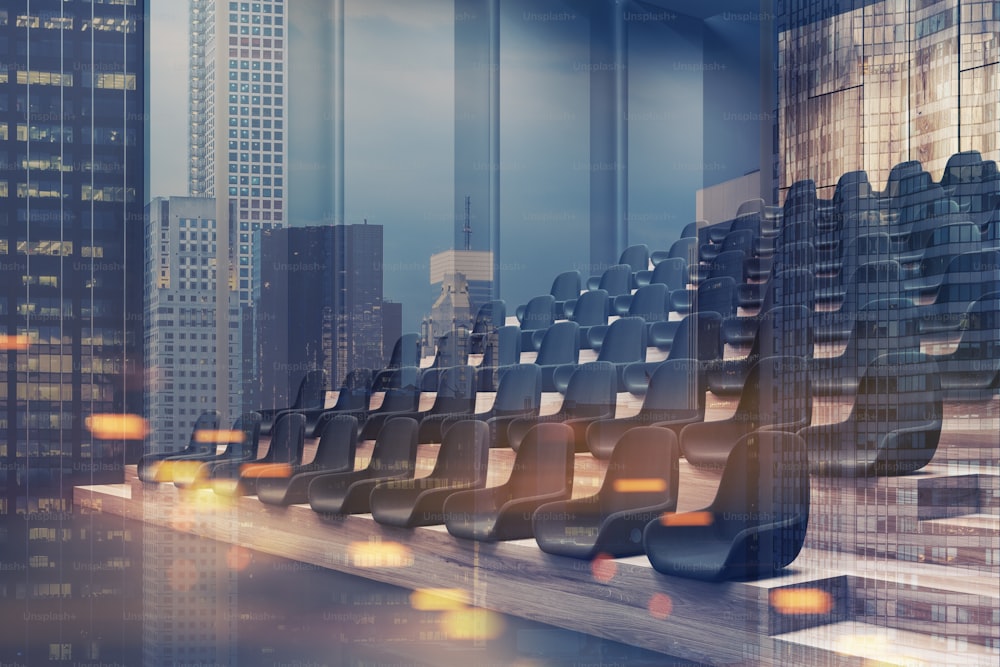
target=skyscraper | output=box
[253,224,388,409]
[776,0,999,198]
[0,0,147,496]
[189,0,287,306]
[143,197,242,456]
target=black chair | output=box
[412,365,479,443]
[555,317,647,393]
[670,276,737,320]
[611,283,670,323]
[258,369,326,436]
[171,412,263,489]
[307,417,419,515]
[642,310,723,372]
[813,260,902,343]
[590,358,704,459]
[917,250,1000,334]
[587,263,632,297]
[651,236,698,266]
[296,367,374,437]
[469,299,506,354]
[531,321,580,392]
[137,411,221,483]
[517,270,580,321]
[256,414,359,506]
[369,420,490,528]
[475,324,522,391]
[518,294,556,351]
[358,366,423,440]
[810,298,920,396]
[798,352,943,477]
[643,431,810,582]
[710,305,813,396]
[563,289,609,347]
[725,269,815,345]
[213,412,306,497]
[442,363,542,449]
[444,423,575,542]
[681,356,811,469]
[635,256,687,290]
[933,292,1000,398]
[506,361,617,453]
[534,426,680,559]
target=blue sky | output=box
[149,1,724,331]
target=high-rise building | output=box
[776,0,999,198]
[189,0,288,306]
[0,2,146,663]
[143,197,242,456]
[253,224,387,409]
[0,0,147,494]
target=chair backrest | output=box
[599,426,679,517]
[642,358,705,415]
[669,236,699,263]
[760,268,814,313]
[188,411,223,455]
[697,276,737,319]
[618,244,650,274]
[667,312,723,363]
[914,223,986,279]
[842,260,901,313]
[372,366,422,413]
[230,412,263,459]
[492,364,542,414]
[386,332,421,369]
[711,431,810,544]
[719,229,755,255]
[733,356,811,428]
[570,289,610,327]
[480,324,521,368]
[312,415,359,469]
[292,369,327,410]
[331,368,373,411]
[706,249,746,283]
[628,284,669,322]
[563,361,617,418]
[504,423,574,500]
[597,264,632,297]
[753,305,813,360]
[520,295,556,331]
[264,413,306,464]
[367,417,419,475]
[597,317,647,364]
[534,321,580,366]
[680,221,708,239]
[472,299,506,336]
[429,420,490,485]
[785,178,817,207]
[649,258,688,291]
[431,365,478,413]
[550,271,582,301]
[940,150,984,187]
[772,240,816,274]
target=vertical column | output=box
[332,0,345,226]
[214,0,230,426]
[454,0,501,298]
[590,0,628,273]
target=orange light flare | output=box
[348,540,413,569]
[648,592,674,620]
[167,559,199,592]
[659,511,714,527]
[440,608,505,641]
[590,552,617,583]
[769,588,834,616]
[86,413,149,440]
[226,545,253,571]
[612,478,667,493]
[239,462,292,479]
[153,460,203,484]
[194,429,245,445]
[0,334,30,351]
[410,588,470,611]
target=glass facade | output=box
[778,0,1000,198]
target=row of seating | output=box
[143,409,809,583]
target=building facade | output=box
[777,0,999,198]
[143,197,242,455]
[189,0,287,306]
[253,224,389,409]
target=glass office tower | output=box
[777,0,999,198]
